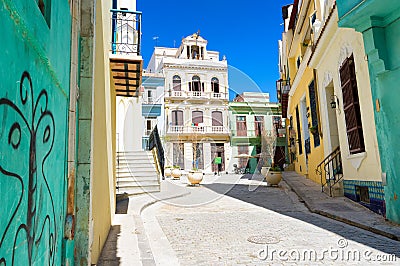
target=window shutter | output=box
[340,55,365,154]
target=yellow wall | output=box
[310,10,381,183]
[91,0,115,263]
[289,67,325,183]
[285,1,325,184]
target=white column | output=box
[203,142,212,174]
[184,142,193,170]
[224,142,233,173]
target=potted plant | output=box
[309,125,318,135]
[188,167,203,185]
[164,166,173,178]
[171,165,182,179]
[266,164,283,186]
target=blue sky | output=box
[137,1,293,102]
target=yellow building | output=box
[278,0,324,184]
[308,1,384,214]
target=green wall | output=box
[0,0,72,264]
[337,0,400,224]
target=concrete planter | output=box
[172,169,182,179]
[164,168,172,177]
[188,171,203,185]
[265,171,282,186]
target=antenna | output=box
[152,36,159,47]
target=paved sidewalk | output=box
[97,180,190,266]
[283,171,400,241]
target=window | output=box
[171,110,183,126]
[295,106,302,154]
[173,143,184,169]
[191,76,201,91]
[237,146,248,168]
[212,111,223,127]
[192,111,203,125]
[193,143,204,169]
[191,45,200,59]
[146,120,152,136]
[340,54,365,154]
[236,116,247,136]
[172,75,181,91]
[308,80,320,147]
[211,77,220,93]
[255,116,264,136]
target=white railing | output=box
[167,125,229,134]
[191,126,205,133]
[212,93,222,98]
[212,126,224,132]
[169,126,184,133]
[172,90,183,97]
[167,91,228,100]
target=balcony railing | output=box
[110,9,142,55]
[168,125,229,134]
[167,91,228,100]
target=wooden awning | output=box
[110,56,143,97]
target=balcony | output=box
[167,125,229,135]
[276,79,290,118]
[109,9,143,97]
[166,90,228,100]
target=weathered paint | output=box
[337,0,400,224]
[0,0,72,264]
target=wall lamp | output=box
[330,95,341,113]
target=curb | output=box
[138,191,192,215]
[283,177,400,242]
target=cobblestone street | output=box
[141,175,400,265]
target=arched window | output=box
[211,77,219,93]
[212,111,223,127]
[172,75,181,91]
[192,111,203,125]
[191,76,201,91]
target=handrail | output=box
[316,146,343,196]
[149,125,165,179]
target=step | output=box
[116,185,160,195]
[117,180,159,187]
[116,175,159,181]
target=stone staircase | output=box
[116,151,160,195]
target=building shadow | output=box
[203,182,400,257]
[96,225,121,265]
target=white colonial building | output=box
[146,32,231,174]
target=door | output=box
[211,143,225,172]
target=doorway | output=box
[211,143,225,172]
[325,82,339,152]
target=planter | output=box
[265,171,282,186]
[188,171,203,185]
[261,167,269,177]
[172,169,182,179]
[164,168,172,178]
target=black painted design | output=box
[0,71,56,265]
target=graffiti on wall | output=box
[0,71,56,265]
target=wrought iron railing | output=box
[149,125,165,179]
[110,9,142,55]
[316,146,343,196]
